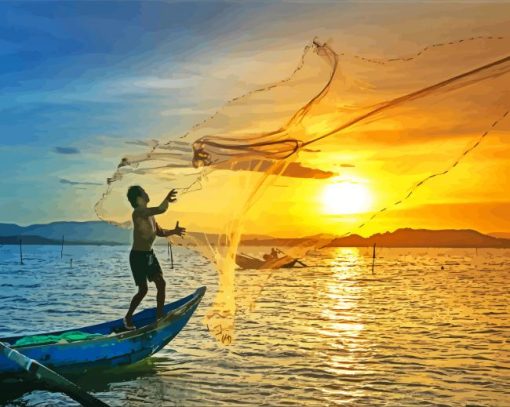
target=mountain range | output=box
[1,221,509,248]
[239,229,510,248]
[0,221,131,245]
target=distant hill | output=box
[1,222,509,248]
[0,223,24,236]
[241,233,334,247]
[325,228,510,248]
[0,235,61,245]
[241,229,510,248]
[0,221,131,245]
[489,232,510,239]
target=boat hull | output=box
[235,254,264,269]
[235,254,297,270]
[0,286,206,376]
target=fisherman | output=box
[123,186,186,330]
[263,247,279,261]
[270,247,278,259]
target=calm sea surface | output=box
[0,245,509,406]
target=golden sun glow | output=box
[322,182,372,215]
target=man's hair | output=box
[127,185,144,208]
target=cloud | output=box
[159,107,215,117]
[216,160,336,179]
[124,139,160,148]
[59,178,102,186]
[130,76,197,90]
[105,75,203,97]
[281,162,336,179]
[54,146,80,154]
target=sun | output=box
[322,182,372,215]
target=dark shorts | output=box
[129,250,163,286]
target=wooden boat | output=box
[0,286,206,377]
[235,253,299,270]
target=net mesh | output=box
[95,37,510,345]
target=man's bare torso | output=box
[132,210,156,251]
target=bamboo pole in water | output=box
[61,235,64,259]
[169,242,174,269]
[19,238,24,265]
[371,243,376,275]
[0,342,109,407]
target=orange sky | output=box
[10,2,508,237]
[113,30,510,238]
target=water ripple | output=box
[0,246,509,406]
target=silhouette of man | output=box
[123,186,185,330]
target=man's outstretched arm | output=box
[155,221,186,237]
[135,189,177,217]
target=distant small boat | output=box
[235,253,302,270]
[0,286,206,377]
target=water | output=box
[0,245,509,406]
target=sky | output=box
[1,1,509,235]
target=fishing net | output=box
[96,36,510,345]
[14,331,104,347]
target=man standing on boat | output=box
[123,186,186,330]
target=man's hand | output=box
[166,189,178,203]
[173,221,186,237]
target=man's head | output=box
[127,185,150,208]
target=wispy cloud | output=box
[124,139,159,147]
[217,160,336,179]
[102,75,203,98]
[54,146,80,155]
[59,178,102,186]
[159,107,215,117]
[129,76,198,90]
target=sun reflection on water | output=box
[319,248,371,401]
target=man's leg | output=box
[125,282,148,325]
[153,273,166,320]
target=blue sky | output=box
[0,0,359,225]
[1,1,507,225]
[0,1,259,224]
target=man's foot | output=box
[123,317,136,331]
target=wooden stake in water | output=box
[61,235,64,259]
[371,243,376,275]
[169,242,174,269]
[19,238,24,265]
